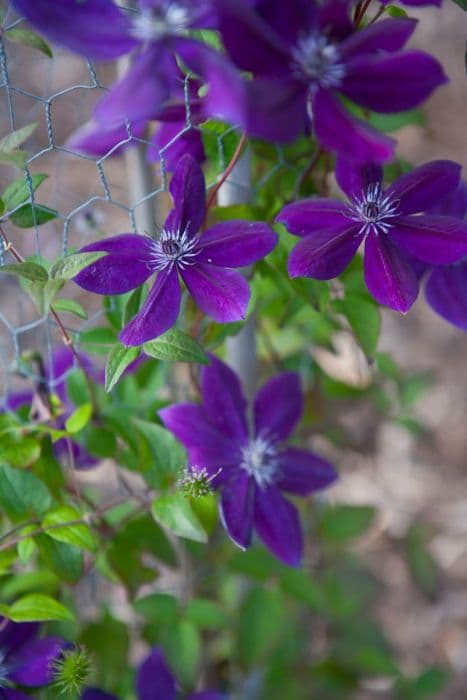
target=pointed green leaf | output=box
[151,493,207,543]
[105,344,140,392]
[0,150,27,168]
[5,27,53,57]
[0,464,51,521]
[144,329,209,364]
[2,173,48,211]
[0,123,37,152]
[9,203,58,227]
[65,403,92,434]
[52,298,88,319]
[50,251,107,280]
[334,294,381,358]
[5,594,74,622]
[42,506,96,551]
[1,261,48,282]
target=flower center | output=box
[130,3,190,41]
[150,226,199,271]
[346,182,399,236]
[292,34,345,89]
[240,437,280,488]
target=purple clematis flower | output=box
[13,0,219,129]
[160,355,338,567]
[81,646,226,700]
[424,181,467,330]
[207,0,447,162]
[277,158,467,312]
[73,154,277,346]
[4,347,102,469]
[0,618,65,699]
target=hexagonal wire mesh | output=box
[0,1,304,409]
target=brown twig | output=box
[204,131,248,223]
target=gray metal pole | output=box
[217,148,257,403]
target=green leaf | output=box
[134,420,186,488]
[2,173,48,211]
[49,251,107,280]
[0,150,27,168]
[65,403,93,434]
[52,298,87,319]
[42,506,96,551]
[5,27,53,57]
[151,493,207,543]
[0,123,37,152]
[238,587,284,667]
[80,612,129,693]
[36,535,83,584]
[0,464,51,521]
[134,593,178,625]
[404,525,440,602]
[0,436,41,467]
[162,619,201,687]
[105,344,140,392]
[17,526,37,566]
[21,277,65,315]
[386,4,409,16]
[9,203,58,227]
[1,261,48,282]
[334,294,381,357]
[5,594,74,622]
[320,504,375,543]
[143,329,209,364]
[185,598,228,630]
[79,326,117,354]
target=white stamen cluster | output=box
[130,3,190,42]
[346,183,399,237]
[177,465,221,497]
[292,34,345,89]
[149,226,199,272]
[240,436,280,489]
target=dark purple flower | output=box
[277,158,467,312]
[160,355,337,567]
[0,618,65,698]
[206,0,447,162]
[73,155,277,346]
[424,182,467,330]
[13,0,219,128]
[81,647,226,700]
[4,347,102,469]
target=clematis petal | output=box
[81,690,118,700]
[93,46,173,127]
[254,0,317,47]
[181,265,250,322]
[164,155,206,237]
[429,181,467,218]
[5,391,33,412]
[340,18,417,59]
[386,161,461,215]
[425,261,467,330]
[277,448,338,495]
[136,648,177,700]
[201,355,248,443]
[159,404,240,477]
[119,267,181,346]
[197,221,277,266]
[364,231,419,312]
[0,620,38,656]
[9,637,66,686]
[317,0,353,40]
[254,373,302,443]
[66,119,146,158]
[390,216,467,264]
[254,486,303,567]
[341,51,447,113]
[12,0,137,61]
[245,77,307,143]
[74,234,154,295]
[277,199,348,236]
[312,88,395,163]
[335,157,383,200]
[149,123,205,171]
[189,693,227,700]
[219,471,255,550]
[287,224,363,279]
[216,0,291,75]
[2,690,33,700]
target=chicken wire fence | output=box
[0,1,304,408]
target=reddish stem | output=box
[204,131,247,224]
